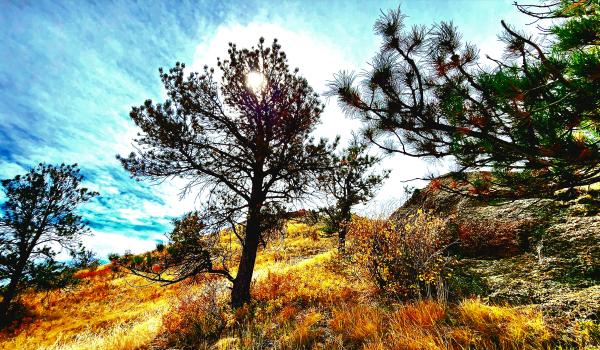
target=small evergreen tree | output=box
[70,247,100,270]
[329,1,599,197]
[0,163,97,324]
[28,258,79,303]
[317,137,389,250]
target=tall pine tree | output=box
[118,38,332,307]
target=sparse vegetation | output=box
[1,216,598,349]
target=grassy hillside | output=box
[0,220,598,349]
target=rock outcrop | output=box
[392,178,600,327]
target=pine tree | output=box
[317,137,388,250]
[117,38,332,307]
[0,163,97,324]
[329,1,599,197]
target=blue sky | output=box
[0,0,532,258]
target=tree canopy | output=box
[329,0,599,197]
[317,136,389,249]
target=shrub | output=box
[73,265,111,279]
[253,269,346,312]
[348,210,454,300]
[285,221,319,239]
[456,219,536,257]
[158,282,228,348]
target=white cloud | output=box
[83,230,164,259]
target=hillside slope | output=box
[0,206,598,349]
[0,224,334,350]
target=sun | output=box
[246,71,266,94]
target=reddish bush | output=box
[428,179,442,193]
[74,265,112,279]
[158,282,228,348]
[457,219,535,257]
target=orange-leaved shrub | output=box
[253,269,356,313]
[73,265,112,279]
[348,210,454,300]
[157,281,228,348]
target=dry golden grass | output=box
[456,299,551,349]
[0,222,565,350]
[330,303,384,344]
[168,241,554,350]
[39,309,164,350]
[0,268,183,350]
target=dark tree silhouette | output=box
[117,38,332,307]
[0,163,97,324]
[120,212,236,287]
[317,137,389,250]
[70,246,100,270]
[329,1,599,197]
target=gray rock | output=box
[393,179,600,325]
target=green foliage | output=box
[27,258,79,293]
[70,247,100,271]
[316,136,389,247]
[330,1,600,197]
[132,255,144,265]
[446,265,490,300]
[0,163,97,323]
[114,211,234,289]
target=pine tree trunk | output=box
[231,210,261,308]
[0,271,22,326]
[338,225,347,252]
[338,205,352,253]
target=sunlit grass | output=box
[0,267,182,350]
[40,308,164,350]
[0,221,563,350]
